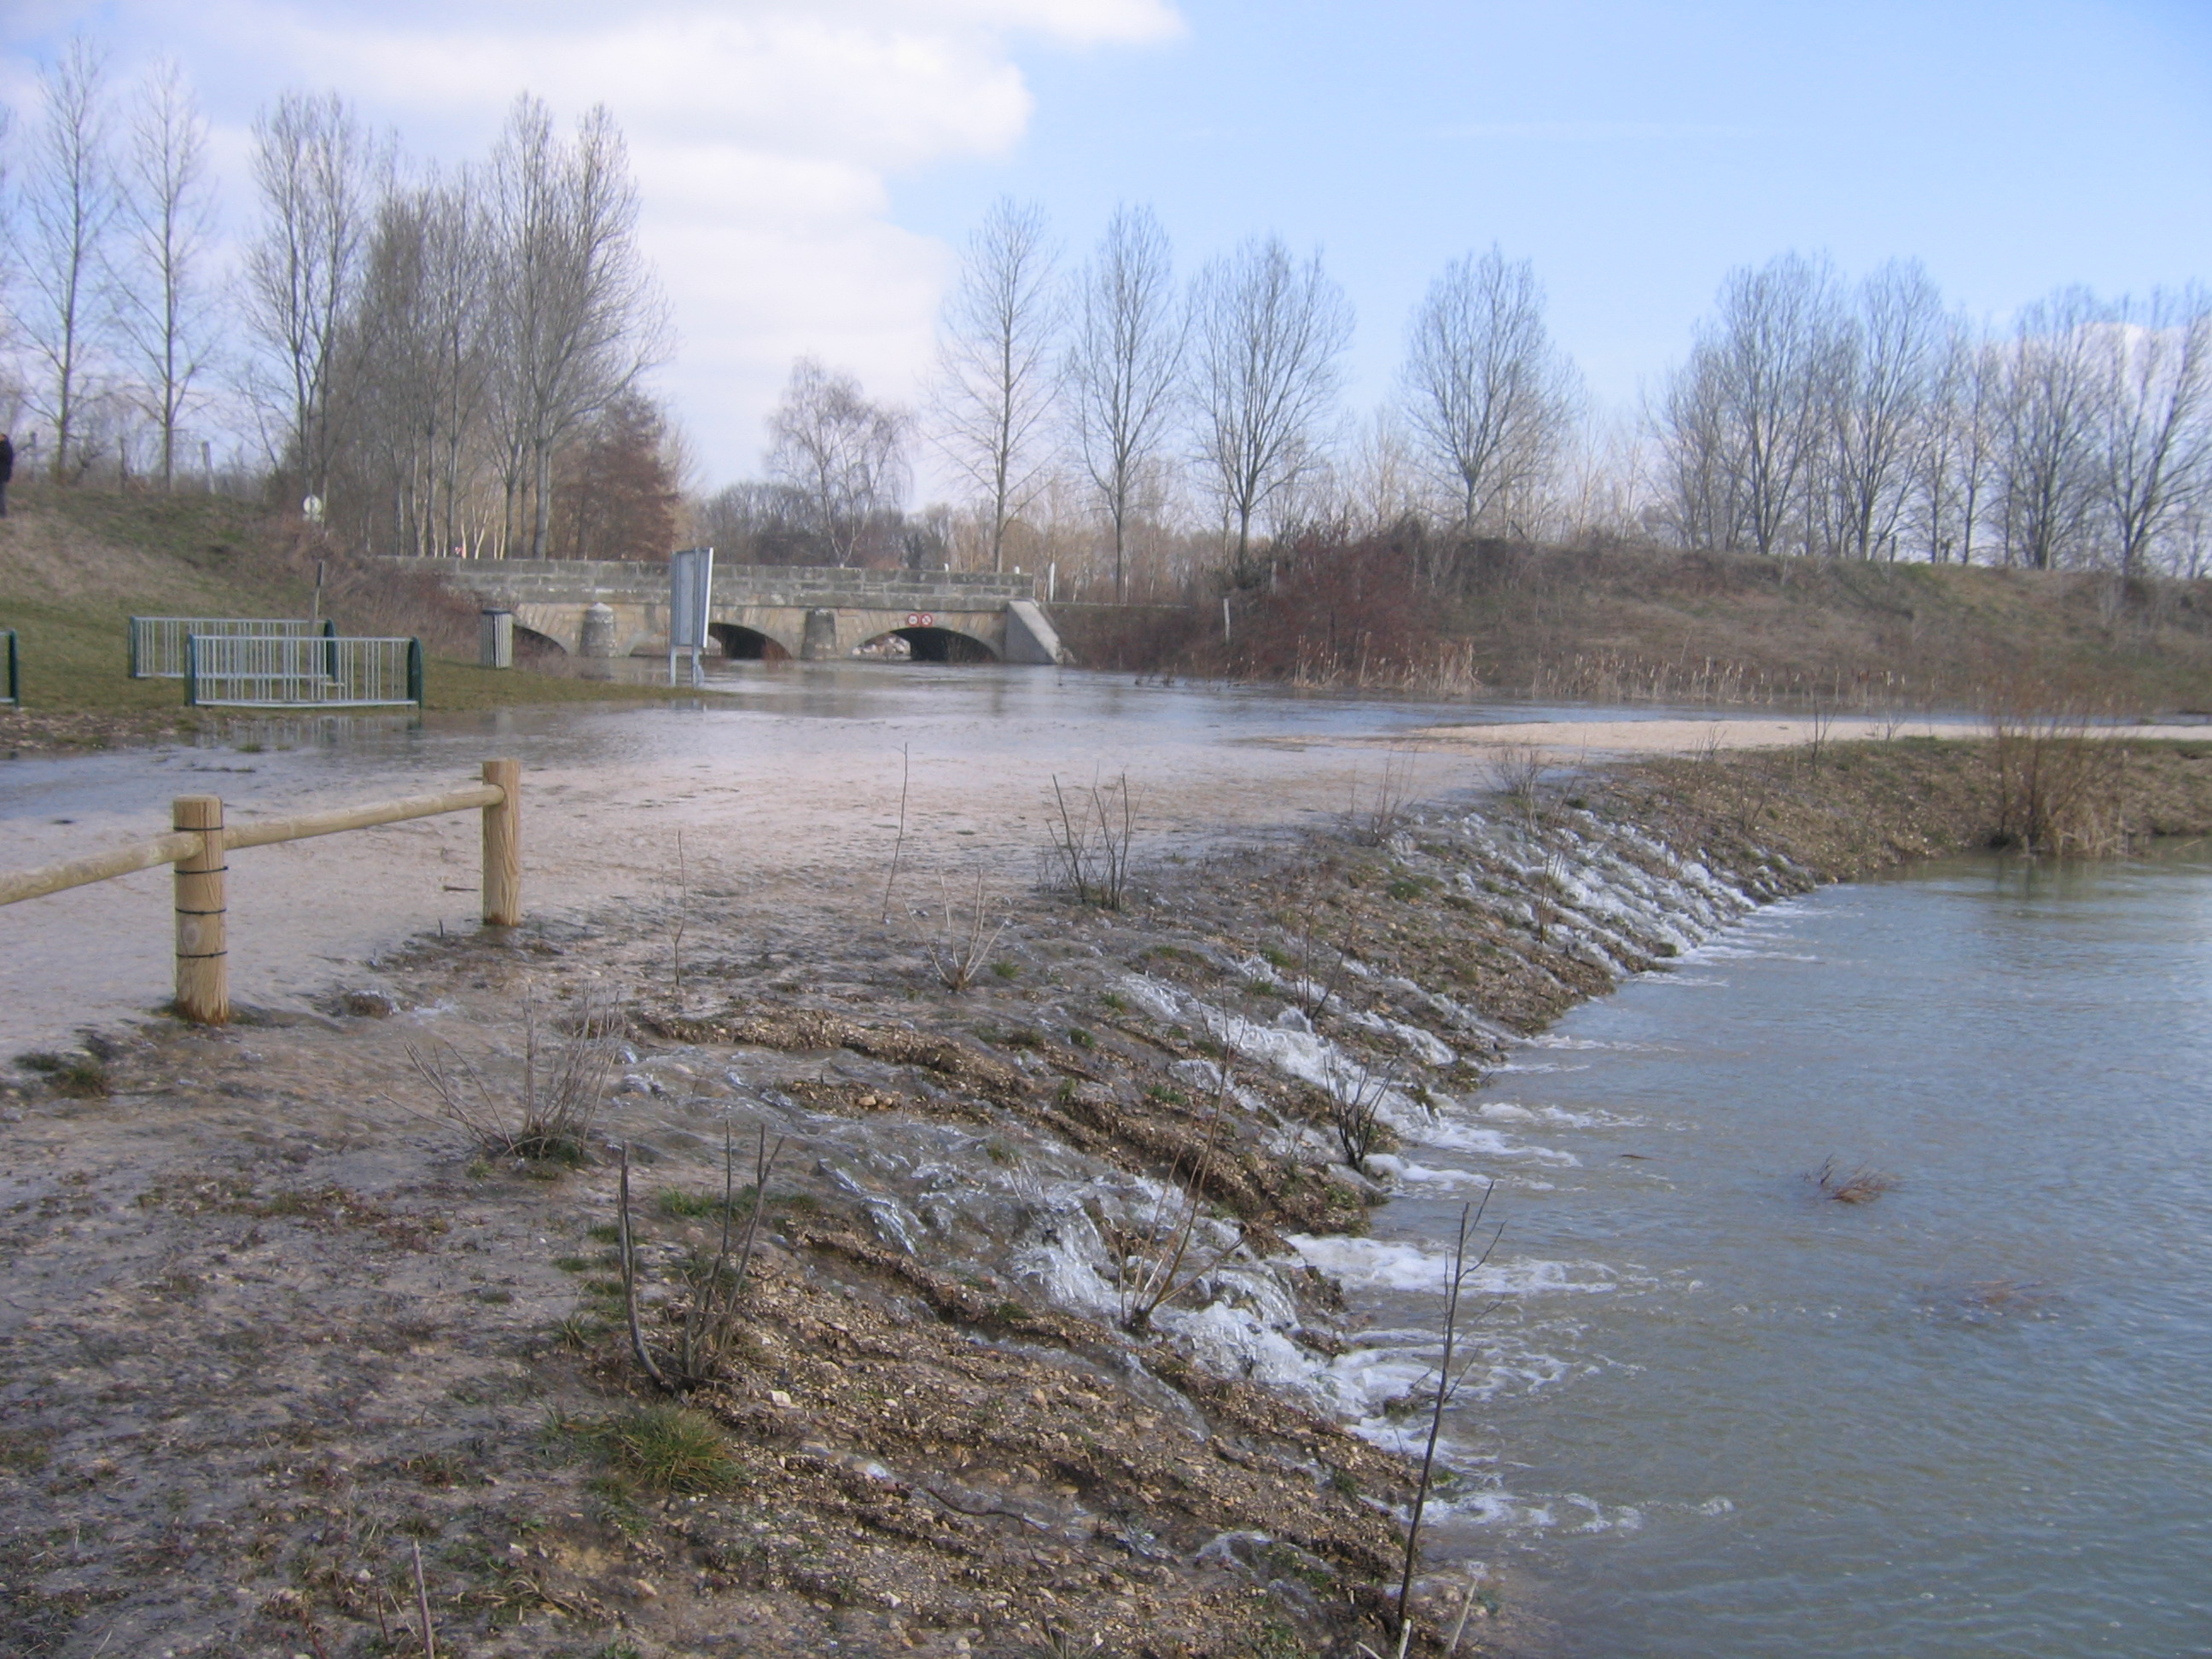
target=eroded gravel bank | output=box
[5,738,2210,1659]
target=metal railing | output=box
[129,616,333,679]
[0,760,522,1025]
[184,634,424,708]
[2,630,16,707]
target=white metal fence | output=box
[130,616,331,679]
[184,634,423,707]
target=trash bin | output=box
[480,608,515,670]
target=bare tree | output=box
[20,39,118,483]
[765,357,911,566]
[115,59,218,489]
[1065,203,1183,600]
[1190,236,1353,575]
[487,96,663,558]
[243,90,383,498]
[1659,253,1842,556]
[344,172,500,556]
[2092,285,2212,577]
[1399,245,1580,533]
[1905,317,1998,564]
[932,196,1060,573]
[1823,259,1942,560]
[0,101,17,341]
[1994,287,2103,570]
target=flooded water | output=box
[1351,843,2212,1657]
[2,664,1668,1049]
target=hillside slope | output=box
[1054,538,2212,713]
[0,485,682,753]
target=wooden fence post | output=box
[172,795,230,1024]
[480,759,521,927]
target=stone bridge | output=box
[385,557,1066,664]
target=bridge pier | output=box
[802,608,840,660]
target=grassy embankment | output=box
[1053,536,2212,713]
[0,483,691,754]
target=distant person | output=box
[0,431,12,518]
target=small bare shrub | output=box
[1046,772,1138,909]
[1393,1189,1504,1656]
[1274,876,1359,1019]
[909,870,1010,992]
[1107,1065,1244,1333]
[407,983,619,1165]
[1323,1047,1399,1174]
[1985,680,2129,855]
[1487,741,1546,825]
[620,1126,783,1394]
[1808,1158,1896,1204]
[1345,746,1421,847]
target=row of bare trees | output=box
[930,201,1585,591]
[0,48,674,561]
[0,44,220,487]
[705,197,1582,594]
[1657,253,2212,573]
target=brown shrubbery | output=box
[1045,525,2212,712]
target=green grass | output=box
[0,484,696,722]
[597,1405,738,1495]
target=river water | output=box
[1339,843,2212,1657]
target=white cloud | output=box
[3,0,1185,482]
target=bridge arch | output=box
[709,621,793,661]
[870,625,998,664]
[514,621,566,658]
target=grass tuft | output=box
[18,1051,111,1097]
[598,1405,738,1495]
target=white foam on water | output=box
[1414,1115,1581,1166]
[1288,1235,1457,1292]
[1371,1157,1496,1190]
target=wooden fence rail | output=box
[0,758,521,1026]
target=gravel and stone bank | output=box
[5,739,2210,1659]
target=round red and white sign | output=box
[905,612,934,627]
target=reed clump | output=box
[1809,1158,1897,1204]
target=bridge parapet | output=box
[385,557,1034,609]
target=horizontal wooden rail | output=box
[0,759,521,1025]
[222,783,504,851]
[0,831,204,907]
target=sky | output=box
[4,0,2209,492]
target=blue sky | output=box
[4,0,2209,485]
[904,0,2212,415]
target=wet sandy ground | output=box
[8,665,2199,1053]
[2,669,1508,1051]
